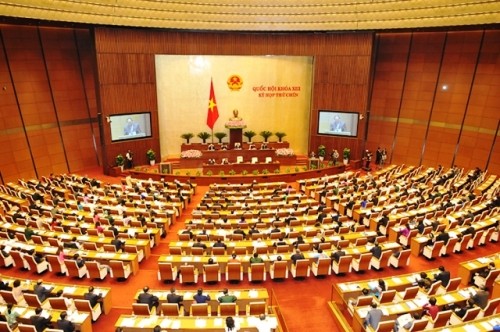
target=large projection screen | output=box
[156,55,313,158]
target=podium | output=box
[228,128,243,149]
[308,158,320,169]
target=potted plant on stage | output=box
[317,145,326,162]
[115,154,125,172]
[197,131,211,144]
[259,130,273,142]
[181,132,194,144]
[275,132,287,143]
[243,130,256,142]
[214,132,227,144]
[343,148,351,165]
[146,148,156,166]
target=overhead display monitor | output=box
[317,110,359,137]
[110,112,152,142]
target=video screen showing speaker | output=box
[110,112,152,142]
[317,111,359,137]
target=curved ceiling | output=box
[0,0,498,31]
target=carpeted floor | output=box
[3,166,497,332]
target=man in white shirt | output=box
[254,314,277,332]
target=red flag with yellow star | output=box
[206,79,219,129]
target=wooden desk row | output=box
[199,195,314,208]
[428,313,500,332]
[0,303,91,332]
[115,314,278,332]
[172,229,379,254]
[0,221,153,260]
[133,288,269,313]
[159,241,402,272]
[186,214,320,229]
[0,191,28,207]
[409,216,498,257]
[333,268,440,306]
[0,239,141,276]
[474,175,498,196]
[352,287,474,332]
[0,273,112,314]
[457,253,500,286]
[209,181,286,191]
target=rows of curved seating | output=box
[332,257,500,332]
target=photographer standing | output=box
[125,150,133,169]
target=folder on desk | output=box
[195,319,207,328]
[121,318,136,327]
[160,318,171,328]
[392,277,402,284]
[442,294,456,303]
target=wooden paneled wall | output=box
[0,25,98,183]
[367,30,500,174]
[1,23,498,181]
[94,28,373,173]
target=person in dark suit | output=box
[193,288,211,303]
[73,253,85,268]
[166,288,183,308]
[433,266,451,287]
[212,239,227,250]
[416,219,425,234]
[63,237,81,249]
[0,277,11,291]
[30,307,53,332]
[56,311,75,332]
[108,223,119,238]
[84,286,103,309]
[370,242,382,259]
[290,249,305,265]
[377,215,389,232]
[472,286,490,309]
[111,238,125,252]
[181,227,194,240]
[435,230,450,245]
[192,238,207,251]
[137,286,159,310]
[34,280,53,302]
[454,298,476,318]
[331,246,345,263]
[233,226,246,239]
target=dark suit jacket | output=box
[34,284,52,302]
[332,250,345,263]
[472,290,489,309]
[290,253,305,264]
[435,232,450,245]
[433,270,451,287]
[370,246,382,259]
[57,319,75,332]
[167,293,184,306]
[138,292,159,309]
[31,314,52,332]
[111,239,125,251]
[84,292,102,308]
